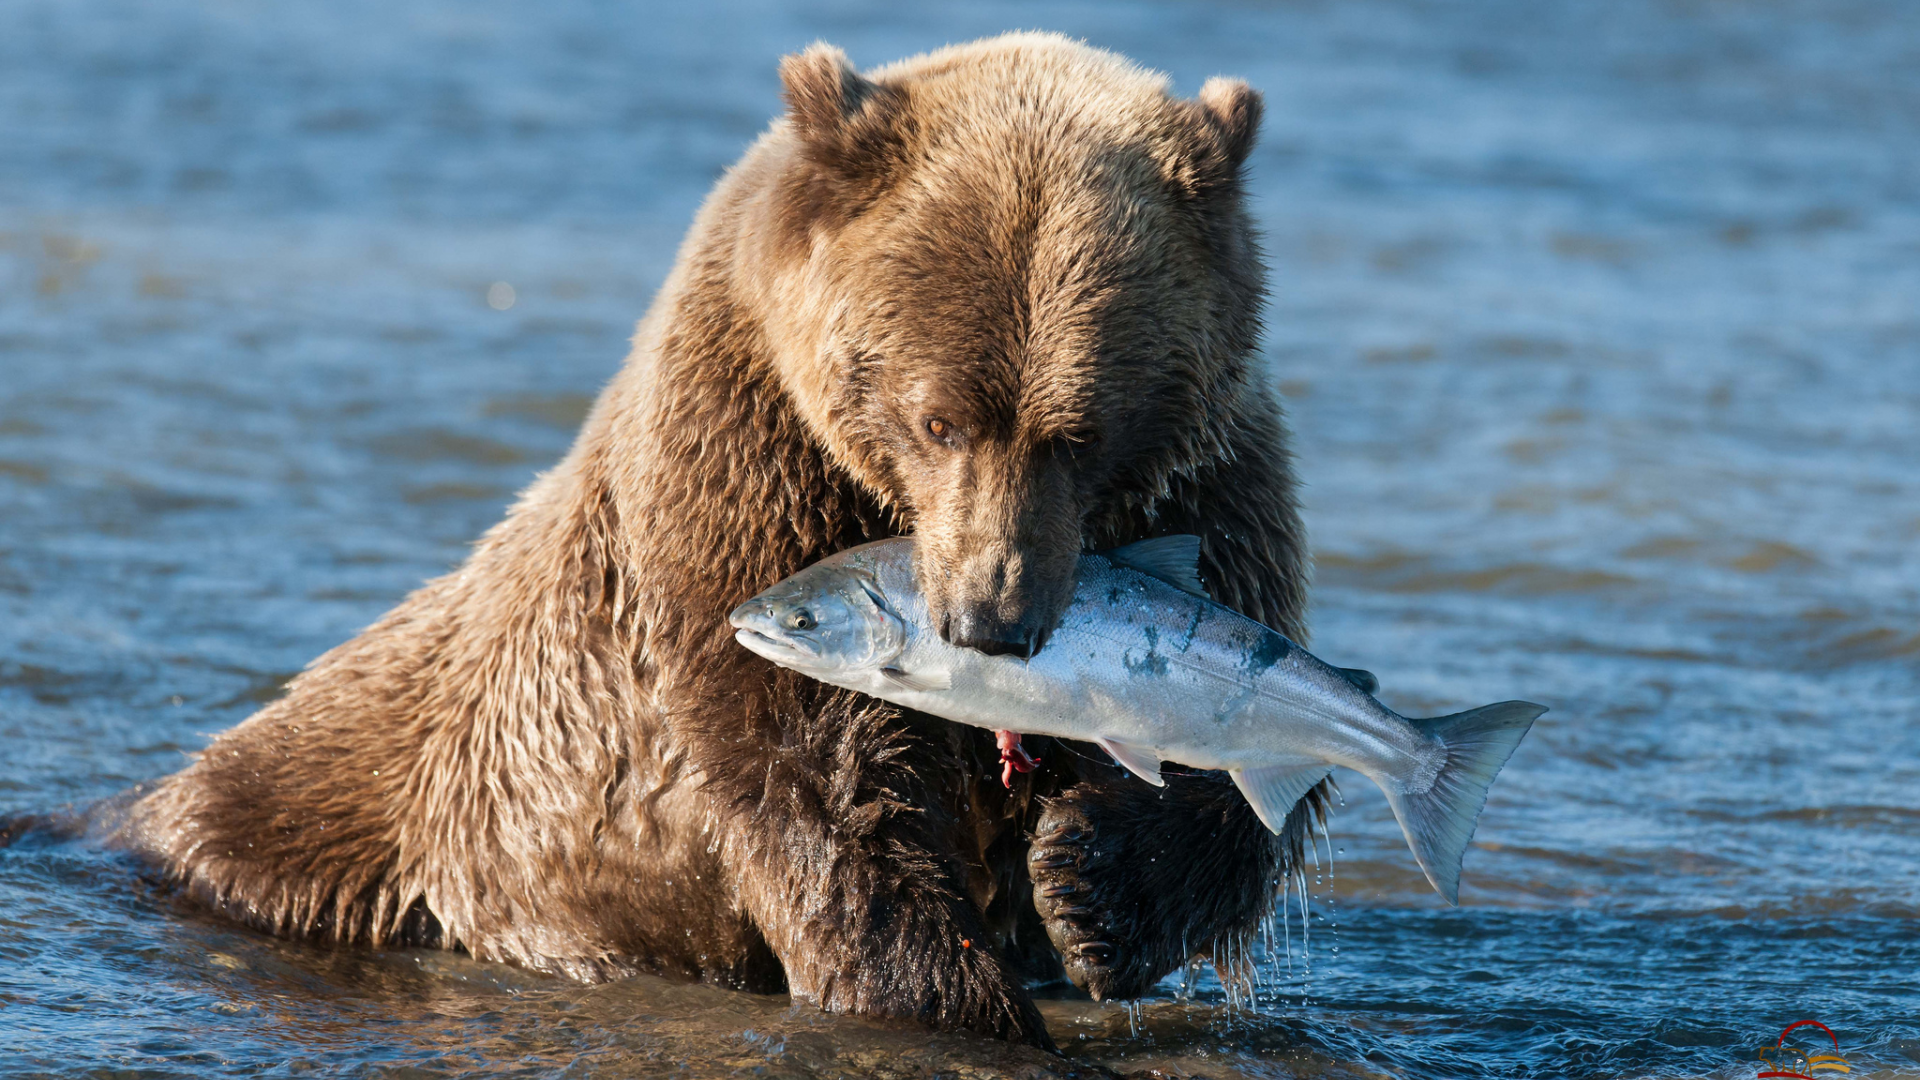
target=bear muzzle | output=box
[943,605,1053,660]
[933,544,1078,660]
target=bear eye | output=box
[924,417,958,445]
[788,609,815,631]
[1054,429,1102,461]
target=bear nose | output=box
[944,608,1048,659]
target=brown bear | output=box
[122,33,1323,1049]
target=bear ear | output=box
[778,43,910,181]
[779,43,875,142]
[1196,77,1264,170]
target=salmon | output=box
[729,536,1545,903]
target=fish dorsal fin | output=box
[881,667,951,692]
[1103,535,1207,597]
[1338,667,1380,695]
[1229,765,1332,835]
[1096,738,1167,787]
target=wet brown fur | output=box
[123,34,1318,1047]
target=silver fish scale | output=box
[862,542,1437,785]
[739,536,1545,901]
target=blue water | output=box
[3,1,1918,1076]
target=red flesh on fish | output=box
[995,729,1039,788]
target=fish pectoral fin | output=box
[880,667,951,692]
[1229,765,1332,835]
[1102,535,1207,597]
[1096,738,1166,787]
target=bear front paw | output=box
[1027,790,1175,1002]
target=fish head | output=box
[728,561,908,679]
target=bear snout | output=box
[945,604,1051,659]
[929,539,1079,660]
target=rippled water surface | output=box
[4,1,1918,1076]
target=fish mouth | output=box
[732,627,819,664]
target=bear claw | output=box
[1028,785,1190,1002]
[1036,822,1089,845]
[1074,941,1115,964]
[1028,848,1080,871]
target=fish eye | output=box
[788,609,815,631]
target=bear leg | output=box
[707,693,1057,1049]
[1027,768,1322,1001]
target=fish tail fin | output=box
[1381,700,1546,904]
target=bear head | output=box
[760,33,1267,658]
